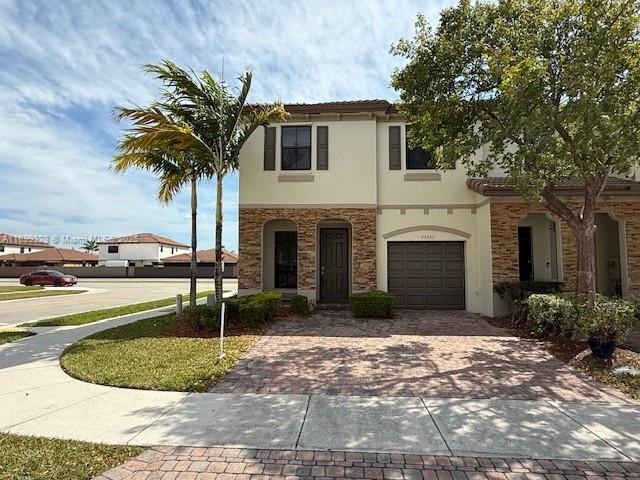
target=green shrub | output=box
[628,296,640,329]
[525,294,635,341]
[237,292,282,326]
[349,291,395,318]
[525,294,578,337]
[289,295,312,316]
[494,280,564,306]
[578,299,634,342]
[224,295,240,321]
[178,304,221,331]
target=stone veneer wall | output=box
[238,207,377,293]
[490,201,640,292]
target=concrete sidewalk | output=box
[1,306,639,462]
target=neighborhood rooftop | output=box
[98,233,189,248]
[0,233,53,248]
[245,99,398,115]
[0,247,97,263]
[163,248,238,264]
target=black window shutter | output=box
[317,126,328,170]
[264,127,276,170]
[389,126,401,170]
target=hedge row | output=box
[179,292,282,331]
[349,290,395,318]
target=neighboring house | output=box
[0,233,53,255]
[163,249,239,278]
[97,233,190,267]
[237,100,640,316]
[0,248,98,267]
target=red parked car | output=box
[20,270,78,287]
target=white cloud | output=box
[0,0,455,250]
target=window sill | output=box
[403,172,441,182]
[278,173,315,182]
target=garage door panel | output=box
[406,260,424,271]
[446,261,463,272]
[406,277,425,288]
[388,243,405,255]
[426,261,443,271]
[388,260,405,272]
[406,244,424,255]
[387,241,465,309]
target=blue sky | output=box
[0,0,454,251]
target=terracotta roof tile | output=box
[98,233,189,248]
[0,233,53,248]
[163,248,238,264]
[0,248,98,263]
[466,177,640,196]
[245,99,398,115]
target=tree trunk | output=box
[189,176,198,308]
[542,176,605,302]
[573,215,597,300]
[214,173,224,303]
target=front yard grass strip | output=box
[0,432,142,480]
[22,290,214,327]
[0,289,86,302]
[0,330,35,345]
[61,314,265,392]
[0,285,44,293]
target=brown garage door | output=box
[387,241,465,309]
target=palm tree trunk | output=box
[190,176,198,308]
[214,172,224,303]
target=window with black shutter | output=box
[281,126,311,170]
[406,125,436,170]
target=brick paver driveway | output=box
[212,310,630,402]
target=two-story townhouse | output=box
[238,100,640,317]
[0,233,53,255]
[98,233,190,267]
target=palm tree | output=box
[82,239,98,253]
[143,61,288,302]
[111,137,208,307]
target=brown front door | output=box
[320,228,349,302]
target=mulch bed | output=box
[160,321,270,339]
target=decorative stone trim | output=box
[238,207,377,293]
[277,174,315,182]
[403,172,442,182]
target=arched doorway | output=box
[262,219,298,291]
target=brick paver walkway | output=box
[95,446,640,480]
[211,310,631,402]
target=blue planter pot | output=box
[588,336,617,359]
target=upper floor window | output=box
[0,246,4,252]
[19,247,24,253]
[160,245,163,253]
[406,126,436,170]
[281,126,311,170]
[107,245,119,253]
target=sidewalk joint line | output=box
[544,400,634,462]
[294,394,311,450]
[420,397,453,456]
[127,393,192,446]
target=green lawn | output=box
[22,290,214,327]
[0,289,86,302]
[0,432,142,480]
[0,330,35,345]
[0,286,44,293]
[61,314,265,392]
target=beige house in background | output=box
[237,100,640,316]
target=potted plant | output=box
[579,299,634,360]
